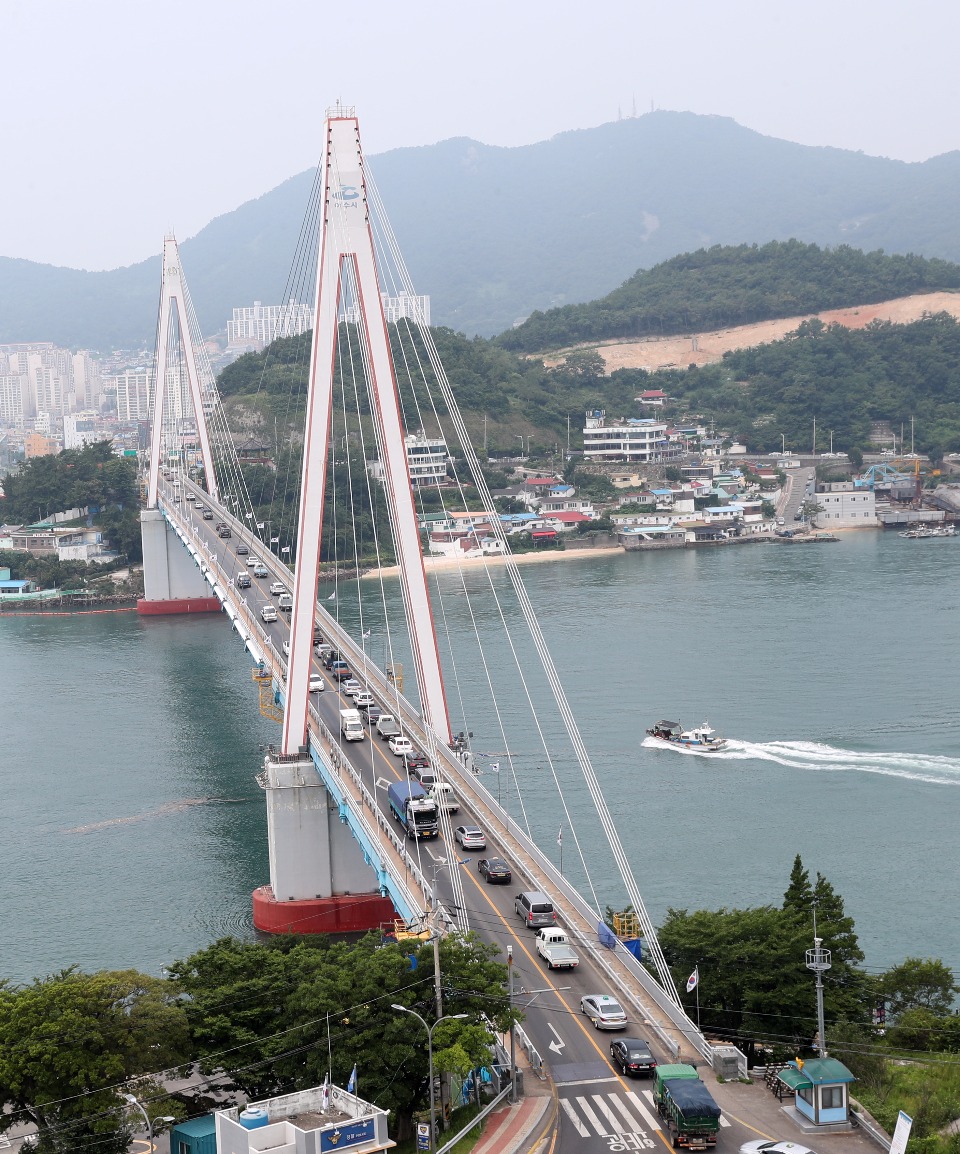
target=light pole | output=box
[123,1093,175,1152]
[391,1006,467,1151]
[780,433,786,455]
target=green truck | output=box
[652,1064,721,1150]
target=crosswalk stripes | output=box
[561,1088,732,1140]
[561,1091,659,1139]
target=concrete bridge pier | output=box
[137,507,221,615]
[253,751,395,934]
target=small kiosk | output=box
[777,1058,856,1126]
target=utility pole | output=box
[812,415,816,458]
[805,903,831,1058]
[507,944,517,1103]
[483,414,487,454]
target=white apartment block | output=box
[341,292,431,327]
[404,433,448,486]
[114,370,152,421]
[0,375,30,426]
[582,409,677,463]
[63,411,101,450]
[0,343,103,426]
[227,299,314,350]
[814,482,878,527]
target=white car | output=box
[282,639,290,655]
[308,674,325,693]
[454,825,486,850]
[341,678,362,696]
[388,735,414,757]
[581,994,628,1030]
[260,604,277,623]
[353,691,376,709]
[269,581,287,597]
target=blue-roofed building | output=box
[0,578,34,596]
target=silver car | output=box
[581,994,627,1030]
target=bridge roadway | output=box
[158,480,767,1154]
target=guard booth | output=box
[777,1058,856,1126]
[168,1115,216,1154]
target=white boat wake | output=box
[641,735,960,786]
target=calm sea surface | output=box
[4,531,959,984]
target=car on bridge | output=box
[478,857,511,883]
[402,749,430,771]
[261,605,278,623]
[581,994,628,1030]
[237,544,249,555]
[203,510,214,520]
[282,640,290,655]
[341,678,362,696]
[252,563,269,578]
[610,1037,657,1077]
[218,527,232,538]
[308,674,325,693]
[388,735,414,757]
[354,691,376,709]
[270,581,287,597]
[365,705,383,724]
[454,825,486,850]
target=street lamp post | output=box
[123,1093,175,1153]
[391,1006,467,1151]
[780,433,786,455]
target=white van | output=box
[260,604,278,623]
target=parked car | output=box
[454,825,486,850]
[270,581,287,597]
[581,994,628,1030]
[308,674,325,693]
[478,857,512,884]
[609,1037,657,1077]
[260,604,278,623]
[388,735,414,757]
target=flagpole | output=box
[696,963,701,1030]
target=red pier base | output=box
[137,597,222,615]
[252,886,397,935]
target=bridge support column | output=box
[253,751,395,935]
[137,508,221,615]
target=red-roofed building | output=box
[638,390,668,407]
[545,510,593,531]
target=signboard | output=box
[320,1118,376,1151]
[889,1110,913,1154]
[416,1121,431,1151]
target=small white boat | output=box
[646,720,727,753]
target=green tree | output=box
[880,958,959,1019]
[0,969,188,1153]
[169,933,518,1138]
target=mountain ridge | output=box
[4,111,960,350]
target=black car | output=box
[609,1037,657,1077]
[202,510,214,520]
[478,857,512,884]
[366,705,383,724]
[403,750,430,771]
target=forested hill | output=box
[498,241,960,352]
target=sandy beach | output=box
[362,544,623,580]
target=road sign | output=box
[890,1111,913,1154]
[416,1121,431,1151]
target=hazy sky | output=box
[3,0,959,271]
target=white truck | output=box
[339,708,365,742]
[535,927,579,970]
[427,782,460,814]
[376,713,401,739]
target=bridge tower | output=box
[138,235,222,615]
[254,107,447,934]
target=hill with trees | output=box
[499,241,960,352]
[6,112,960,347]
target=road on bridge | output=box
[162,479,782,1154]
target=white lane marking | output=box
[593,1095,627,1134]
[560,1099,589,1138]
[627,1090,663,1132]
[575,1096,609,1136]
[608,1094,649,1133]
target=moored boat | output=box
[645,720,727,753]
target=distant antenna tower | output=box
[806,902,831,1058]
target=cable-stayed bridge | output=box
[137,108,740,1112]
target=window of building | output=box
[798,1085,814,1105]
[821,1085,844,1110]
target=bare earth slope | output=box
[572,291,960,373]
